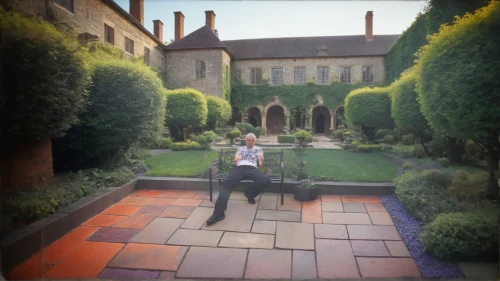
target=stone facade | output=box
[1,0,166,70]
[233,56,385,85]
[166,49,231,97]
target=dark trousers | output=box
[214,165,271,215]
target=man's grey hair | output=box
[245,133,257,140]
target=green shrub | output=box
[334,130,344,140]
[448,170,490,208]
[402,162,416,171]
[241,123,254,133]
[170,140,201,151]
[201,130,218,143]
[285,160,309,180]
[357,144,381,152]
[295,130,312,138]
[166,88,208,134]
[394,171,464,224]
[375,129,393,139]
[422,169,453,188]
[381,144,393,151]
[388,145,416,158]
[401,133,416,145]
[253,127,266,138]
[278,135,296,143]
[0,7,90,144]
[228,129,241,144]
[337,124,346,130]
[420,211,499,261]
[53,59,166,170]
[464,140,486,161]
[159,137,173,149]
[191,135,211,150]
[206,96,232,126]
[436,157,450,167]
[381,135,394,144]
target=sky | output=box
[114,0,428,42]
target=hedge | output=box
[345,87,394,140]
[165,88,208,134]
[206,95,232,125]
[278,135,296,143]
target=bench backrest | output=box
[216,149,283,176]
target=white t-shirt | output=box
[236,145,262,167]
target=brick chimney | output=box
[205,10,216,30]
[365,11,373,41]
[130,0,144,25]
[174,11,185,41]
[153,20,163,42]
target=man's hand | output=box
[258,154,264,167]
[234,154,242,165]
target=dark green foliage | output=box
[449,170,490,208]
[53,60,166,170]
[206,95,232,128]
[375,129,393,139]
[228,129,241,144]
[387,145,417,158]
[356,144,382,152]
[333,130,344,140]
[278,135,296,143]
[253,127,266,138]
[394,170,465,224]
[381,135,394,144]
[0,7,90,144]
[166,88,208,129]
[420,210,499,261]
[401,134,416,145]
[158,137,173,149]
[345,87,394,140]
[191,131,217,150]
[170,140,201,151]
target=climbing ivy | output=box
[222,64,231,102]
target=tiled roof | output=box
[166,25,227,50]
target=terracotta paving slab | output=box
[357,257,421,278]
[116,196,153,206]
[180,191,198,198]
[245,249,292,279]
[322,212,372,224]
[202,200,257,232]
[292,250,318,279]
[158,206,195,218]
[5,252,43,280]
[176,247,247,278]
[131,218,184,244]
[143,190,166,197]
[341,195,382,203]
[321,202,343,212]
[277,194,301,211]
[347,225,401,240]
[219,232,274,249]
[251,220,276,234]
[275,221,314,250]
[130,189,151,197]
[301,199,322,223]
[351,240,391,256]
[365,203,386,212]
[167,229,223,247]
[314,224,348,239]
[158,271,176,279]
[321,195,341,202]
[385,241,412,257]
[87,227,139,243]
[75,243,125,278]
[115,205,167,229]
[181,207,214,229]
[159,190,186,198]
[369,211,394,225]
[99,268,160,279]
[82,214,126,227]
[171,198,203,207]
[101,205,140,216]
[258,193,278,210]
[193,191,214,200]
[43,226,99,263]
[256,209,301,222]
[316,239,360,278]
[343,202,367,213]
[200,199,215,207]
[148,198,177,206]
[108,244,187,271]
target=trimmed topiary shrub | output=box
[381,135,394,144]
[206,95,231,129]
[420,210,499,261]
[228,129,241,144]
[448,170,490,208]
[356,144,382,152]
[170,140,201,151]
[333,130,344,140]
[165,88,208,139]
[278,135,296,143]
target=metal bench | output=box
[208,149,285,205]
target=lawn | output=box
[145,149,398,182]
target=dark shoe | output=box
[247,197,256,204]
[206,213,225,225]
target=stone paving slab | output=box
[275,221,314,250]
[177,247,247,278]
[131,218,184,244]
[251,220,276,234]
[245,249,292,279]
[292,250,318,279]
[357,257,421,278]
[202,200,257,232]
[322,212,372,225]
[316,239,360,278]
[108,244,187,271]
[167,229,223,247]
[256,209,301,222]
[219,232,274,249]
[314,224,348,239]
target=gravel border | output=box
[381,194,464,279]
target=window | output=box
[195,60,206,79]
[124,37,134,55]
[104,24,114,45]
[362,66,374,82]
[271,68,283,86]
[340,66,351,83]
[250,68,262,85]
[53,0,74,13]
[144,47,150,65]
[317,67,329,84]
[294,67,306,84]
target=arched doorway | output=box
[291,106,306,131]
[247,107,261,127]
[266,105,285,134]
[335,105,345,128]
[312,106,331,134]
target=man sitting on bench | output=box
[206,133,271,225]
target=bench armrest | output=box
[210,161,221,167]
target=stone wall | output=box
[232,56,385,85]
[1,0,166,70]
[166,49,231,97]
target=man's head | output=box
[245,133,256,148]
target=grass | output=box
[145,149,398,182]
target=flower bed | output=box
[381,194,463,278]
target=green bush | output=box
[0,7,90,144]
[190,135,211,150]
[436,157,450,167]
[170,140,201,151]
[228,129,241,144]
[464,140,486,161]
[206,95,232,128]
[345,87,394,140]
[201,130,218,143]
[381,135,394,144]
[394,170,464,224]
[337,124,346,130]
[253,127,266,138]
[294,129,312,138]
[375,129,393,139]
[166,88,208,135]
[388,145,416,158]
[53,59,166,170]
[422,169,453,187]
[357,144,382,152]
[334,130,344,140]
[401,133,416,145]
[448,170,490,208]
[381,144,393,151]
[278,135,296,143]
[420,210,499,261]
[159,137,173,149]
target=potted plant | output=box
[294,176,318,201]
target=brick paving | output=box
[6,190,422,280]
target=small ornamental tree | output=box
[415,0,500,190]
[345,87,394,140]
[165,88,208,140]
[206,95,232,129]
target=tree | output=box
[206,95,232,130]
[165,88,208,140]
[345,87,394,140]
[415,0,500,195]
